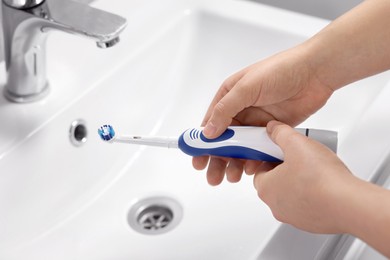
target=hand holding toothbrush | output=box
[192,47,334,185]
[195,0,390,257]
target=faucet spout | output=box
[1,0,127,103]
[39,0,127,45]
[97,37,121,49]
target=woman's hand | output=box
[254,121,354,233]
[255,121,390,259]
[192,47,334,185]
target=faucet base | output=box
[4,83,50,103]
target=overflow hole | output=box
[69,119,88,146]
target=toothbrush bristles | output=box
[98,124,116,141]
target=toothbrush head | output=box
[98,124,116,141]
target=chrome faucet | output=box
[1,0,127,103]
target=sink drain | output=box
[127,196,183,235]
[138,205,173,230]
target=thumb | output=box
[203,87,250,138]
[266,120,303,153]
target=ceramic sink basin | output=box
[1,0,390,259]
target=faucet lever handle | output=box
[3,0,44,9]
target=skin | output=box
[192,0,390,257]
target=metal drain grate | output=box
[127,196,183,235]
[137,205,173,230]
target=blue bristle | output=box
[98,125,115,141]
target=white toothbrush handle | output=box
[178,126,337,162]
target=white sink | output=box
[1,0,390,259]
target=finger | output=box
[203,77,257,138]
[203,87,251,138]
[192,156,209,171]
[253,163,279,201]
[244,160,262,175]
[201,68,250,127]
[206,157,228,186]
[256,161,279,175]
[226,159,244,183]
[266,120,302,153]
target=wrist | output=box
[334,176,368,234]
[339,178,390,257]
[298,0,390,92]
[297,37,341,93]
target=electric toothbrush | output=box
[97,125,338,162]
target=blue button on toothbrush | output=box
[97,125,338,162]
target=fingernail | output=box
[203,122,217,137]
